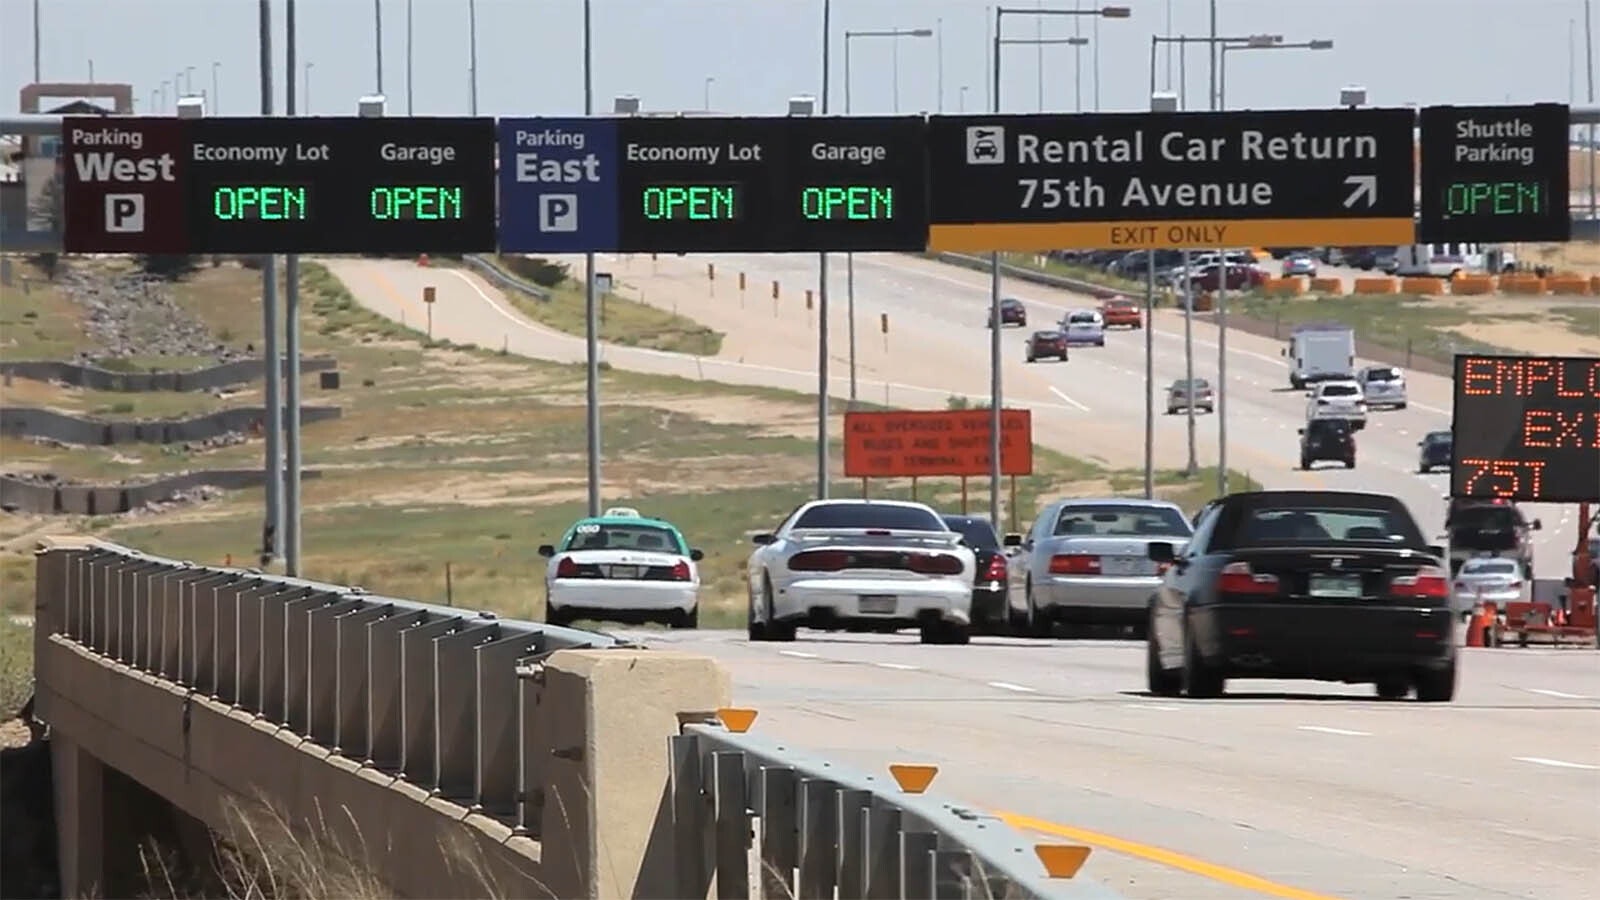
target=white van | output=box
[1282,323,1356,390]
[1393,243,1515,278]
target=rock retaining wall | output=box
[0,356,338,392]
[0,406,341,446]
[0,469,323,515]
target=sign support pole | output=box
[256,0,283,568]
[817,0,833,499]
[583,0,601,518]
[1143,250,1155,500]
[988,6,1004,530]
[961,477,968,514]
[283,0,303,575]
[1183,250,1198,476]
[1217,254,1229,498]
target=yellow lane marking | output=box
[997,810,1349,900]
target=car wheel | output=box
[1345,456,1356,469]
[746,582,767,640]
[1414,660,1457,702]
[1181,623,1225,698]
[670,607,699,630]
[546,604,572,628]
[764,578,796,642]
[1375,674,1411,700]
[1300,456,1311,470]
[1025,355,1035,363]
[1025,579,1052,638]
[1146,622,1180,697]
[1166,407,1177,415]
[1395,402,1408,410]
[1096,339,1105,347]
[1419,464,1430,474]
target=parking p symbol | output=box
[105,193,146,233]
[539,194,578,233]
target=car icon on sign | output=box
[966,126,1005,165]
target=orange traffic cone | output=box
[1466,602,1485,647]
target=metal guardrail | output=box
[43,541,624,831]
[461,253,552,300]
[670,718,1125,900]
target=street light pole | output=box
[374,0,384,94]
[284,0,304,574]
[468,0,479,115]
[703,76,714,110]
[406,0,414,114]
[256,0,283,568]
[583,0,600,515]
[212,62,221,113]
[818,0,832,499]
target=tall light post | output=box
[989,4,1131,527]
[1149,34,1280,108]
[581,0,600,515]
[256,0,283,568]
[211,62,221,113]
[303,61,314,113]
[817,0,832,498]
[374,0,384,94]
[1214,35,1333,496]
[1146,91,1182,497]
[468,0,480,115]
[185,65,196,95]
[959,85,969,112]
[703,76,715,111]
[997,32,1089,112]
[406,0,414,114]
[842,26,934,407]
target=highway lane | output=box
[619,628,1600,900]
[591,251,1579,576]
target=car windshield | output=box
[564,522,683,553]
[1462,559,1518,576]
[1231,505,1425,546]
[793,502,946,531]
[1173,379,1210,390]
[1425,431,1452,445]
[942,516,1000,549]
[1365,367,1400,381]
[1321,384,1359,397]
[1067,312,1098,324]
[1002,298,1023,309]
[1449,506,1521,532]
[1053,504,1192,537]
[1106,300,1135,309]
[1033,331,1061,339]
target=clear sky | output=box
[1,0,1590,118]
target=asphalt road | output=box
[614,628,1600,900]
[323,254,1598,899]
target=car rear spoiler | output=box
[789,528,965,549]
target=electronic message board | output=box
[1451,354,1599,504]
[184,117,496,254]
[497,115,927,253]
[1419,103,1570,243]
[926,108,1416,251]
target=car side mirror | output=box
[1532,519,1543,530]
[537,544,555,558]
[689,548,705,562]
[1426,544,1447,561]
[1146,541,1176,563]
[751,533,775,546]
[1003,533,1023,547]
[1296,427,1305,435]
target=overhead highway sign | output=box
[1451,354,1599,504]
[497,115,928,254]
[183,116,497,254]
[1419,103,1570,243]
[925,109,1417,251]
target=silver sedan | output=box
[1450,557,1526,616]
[1004,498,1194,637]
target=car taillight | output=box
[908,553,964,575]
[1049,554,1100,575]
[1509,580,1523,590]
[556,557,580,578]
[669,561,692,581]
[790,550,850,572]
[983,555,1008,580]
[1216,561,1279,595]
[1389,566,1450,599]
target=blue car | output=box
[1060,309,1106,347]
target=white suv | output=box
[1355,365,1408,410]
[1306,380,1368,430]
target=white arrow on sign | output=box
[1343,175,1378,209]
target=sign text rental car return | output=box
[843,410,1034,479]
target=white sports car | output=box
[538,507,703,629]
[745,499,977,645]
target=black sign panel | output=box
[1451,354,1599,504]
[185,117,497,253]
[1419,103,1570,243]
[613,115,927,253]
[925,109,1417,251]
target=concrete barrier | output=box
[1547,276,1592,295]
[1353,277,1399,295]
[1399,277,1447,295]
[1263,276,1307,296]
[1452,276,1497,295]
[0,405,341,446]
[31,539,729,899]
[0,469,321,514]
[0,356,338,392]
[1309,277,1345,294]
[1500,275,1548,295]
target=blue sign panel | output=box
[497,117,619,252]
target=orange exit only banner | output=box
[843,409,1034,479]
[926,217,1416,252]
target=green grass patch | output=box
[0,257,87,359]
[1224,293,1514,363]
[0,617,32,716]
[481,255,724,356]
[1548,305,1600,339]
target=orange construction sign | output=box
[843,409,1033,478]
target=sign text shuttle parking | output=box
[62,117,188,253]
[926,108,1416,251]
[497,118,620,253]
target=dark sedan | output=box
[1418,430,1452,473]
[1025,330,1068,362]
[942,514,1009,634]
[1144,490,1456,702]
[988,297,1027,328]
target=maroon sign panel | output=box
[62,117,188,253]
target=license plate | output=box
[1100,556,1152,576]
[858,595,896,615]
[1308,574,1362,598]
[608,565,640,580]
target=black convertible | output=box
[1145,490,1456,702]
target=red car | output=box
[1101,297,1142,329]
[1025,330,1068,362]
[1187,263,1266,292]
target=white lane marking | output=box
[430,267,1088,412]
[987,680,1037,693]
[875,662,920,670]
[778,650,818,659]
[1514,756,1600,771]
[1048,385,1091,412]
[1524,688,1592,700]
[1125,703,1180,711]
[1298,725,1371,737]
